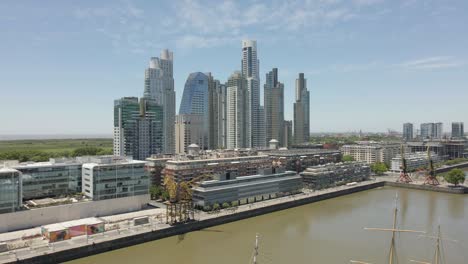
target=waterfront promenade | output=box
[0,174,465,264]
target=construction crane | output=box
[163,173,213,225]
[397,145,412,183]
[423,146,439,186]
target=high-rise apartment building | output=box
[143,50,175,153]
[451,122,465,138]
[403,123,413,141]
[226,71,247,149]
[294,73,310,144]
[241,40,265,148]
[420,122,443,139]
[113,97,164,160]
[283,120,293,148]
[264,68,285,146]
[175,114,205,153]
[208,76,227,150]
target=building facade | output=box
[0,168,22,214]
[341,142,400,165]
[264,68,285,146]
[113,97,164,160]
[226,71,247,149]
[262,149,342,173]
[175,114,205,153]
[452,122,464,139]
[164,151,273,183]
[192,171,302,207]
[294,73,310,144]
[301,162,370,190]
[82,157,149,201]
[15,158,83,200]
[241,40,265,148]
[403,123,413,141]
[208,77,227,150]
[283,120,293,148]
[143,50,175,153]
[420,122,443,139]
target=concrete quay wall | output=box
[385,181,467,194]
[436,162,468,173]
[11,182,385,264]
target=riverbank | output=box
[1,177,466,264]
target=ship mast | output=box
[363,194,425,264]
[253,233,259,264]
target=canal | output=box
[67,183,468,264]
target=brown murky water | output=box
[68,172,468,264]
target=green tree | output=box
[149,185,162,200]
[444,168,466,186]
[342,155,355,162]
[231,201,239,207]
[161,190,170,200]
[370,162,388,176]
[212,203,220,211]
[222,202,230,208]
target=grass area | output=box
[0,138,113,162]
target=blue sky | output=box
[1,0,467,135]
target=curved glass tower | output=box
[179,72,210,149]
[179,72,209,116]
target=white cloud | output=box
[399,56,466,70]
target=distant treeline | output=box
[0,147,113,162]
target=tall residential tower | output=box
[226,71,247,149]
[143,49,175,153]
[264,68,285,146]
[403,123,413,141]
[241,40,265,148]
[293,73,310,144]
[113,97,164,160]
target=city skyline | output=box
[1,0,468,135]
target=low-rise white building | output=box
[82,156,149,202]
[341,142,400,165]
[301,162,371,190]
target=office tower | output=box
[452,122,465,138]
[420,122,443,139]
[403,123,414,141]
[179,72,210,148]
[241,40,264,148]
[175,114,205,153]
[207,77,227,150]
[264,68,285,146]
[143,50,175,153]
[113,97,164,160]
[283,120,293,148]
[420,123,434,139]
[294,73,310,144]
[226,71,247,149]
